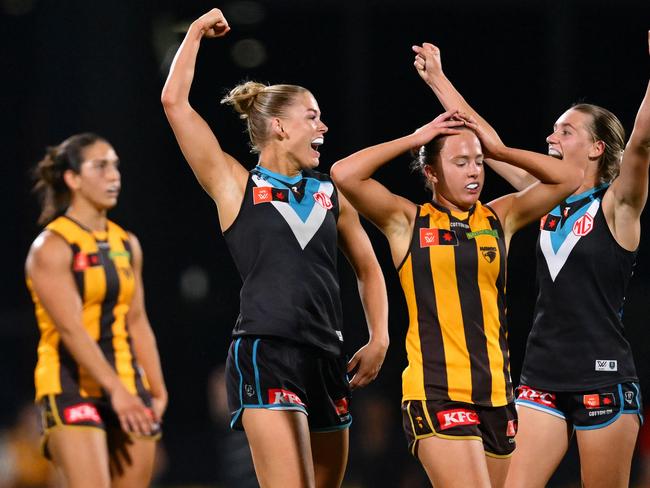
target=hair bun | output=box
[221,81,268,119]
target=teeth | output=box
[311,137,324,146]
[466,183,479,190]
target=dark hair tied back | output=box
[33,132,105,225]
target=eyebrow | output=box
[554,122,577,130]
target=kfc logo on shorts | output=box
[253,187,273,205]
[436,409,480,430]
[64,403,101,424]
[572,213,594,236]
[506,419,517,437]
[517,386,557,408]
[268,389,305,406]
[313,191,333,209]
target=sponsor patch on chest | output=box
[253,186,289,204]
[572,213,594,236]
[72,252,101,271]
[419,228,458,247]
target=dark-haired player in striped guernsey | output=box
[331,99,583,486]
[26,133,166,487]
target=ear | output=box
[424,165,438,184]
[271,117,285,139]
[589,140,605,159]
[62,169,81,191]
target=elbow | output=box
[160,90,176,109]
[330,161,346,188]
[160,86,183,111]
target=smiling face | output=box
[427,130,485,211]
[546,108,600,163]
[65,140,121,211]
[278,91,328,170]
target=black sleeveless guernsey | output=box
[223,166,344,356]
[520,185,638,391]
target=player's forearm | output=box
[129,321,167,398]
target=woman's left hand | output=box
[455,111,506,159]
[150,391,168,423]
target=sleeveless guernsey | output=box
[399,201,512,407]
[521,185,638,390]
[223,166,344,356]
[28,216,150,400]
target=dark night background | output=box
[2,0,650,486]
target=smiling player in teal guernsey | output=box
[162,8,388,488]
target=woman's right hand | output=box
[193,8,230,38]
[413,42,444,85]
[410,110,464,148]
[110,383,156,435]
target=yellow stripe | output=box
[427,211,472,403]
[109,228,137,394]
[420,400,437,434]
[48,394,63,426]
[400,256,426,400]
[485,450,513,459]
[472,208,507,405]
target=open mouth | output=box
[311,136,324,152]
[548,147,563,159]
[466,183,479,190]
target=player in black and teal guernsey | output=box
[422,32,650,488]
[162,8,389,488]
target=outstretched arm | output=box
[460,114,583,240]
[336,193,388,390]
[331,111,463,264]
[161,8,247,230]
[413,42,536,191]
[125,233,168,423]
[604,31,650,249]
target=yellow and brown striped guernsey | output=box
[399,201,512,407]
[27,216,149,400]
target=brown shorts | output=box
[402,399,517,458]
[38,391,161,459]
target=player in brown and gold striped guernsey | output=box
[26,133,167,487]
[331,98,584,485]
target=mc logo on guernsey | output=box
[436,409,480,430]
